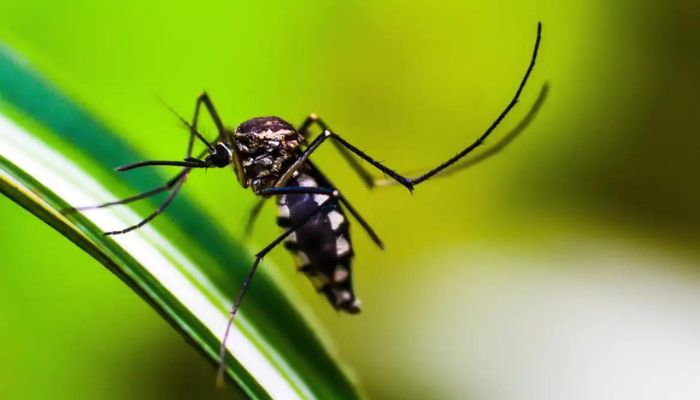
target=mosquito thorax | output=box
[233,116,304,192]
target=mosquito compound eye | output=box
[208,143,233,167]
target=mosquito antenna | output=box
[158,96,216,154]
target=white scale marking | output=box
[333,265,349,282]
[277,205,290,218]
[255,129,294,139]
[313,194,329,204]
[333,288,352,305]
[335,236,350,256]
[296,174,316,188]
[327,211,344,231]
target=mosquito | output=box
[68,22,542,384]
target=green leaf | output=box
[0,46,359,399]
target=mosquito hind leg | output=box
[373,82,550,187]
[274,129,414,191]
[289,22,542,190]
[217,192,339,386]
[305,161,384,249]
[298,114,378,189]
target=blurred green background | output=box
[0,1,698,399]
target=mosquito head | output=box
[205,142,234,168]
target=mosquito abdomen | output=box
[276,171,361,313]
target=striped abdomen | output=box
[276,172,360,313]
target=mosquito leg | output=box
[115,158,206,172]
[118,94,222,173]
[305,160,384,249]
[96,98,218,215]
[66,92,226,223]
[248,155,384,248]
[274,129,413,191]
[103,172,189,236]
[180,91,227,155]
[64,169,189,214]
[190,92,247,184]
[336,193,383,249]
[241,198,267,241]
[259,184,383,249]
[298,114,377,189]
[217,193,338,386]
[64,150,207,214]
[291,22,542,190]
[257,186,336,196]
[411,22,542,185]
[373,82,550,187]
[163,93,245,180]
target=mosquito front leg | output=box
[103,173,188,236]
[64,94,221,228]
[190,92,247,184]
[64,169,190,214]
